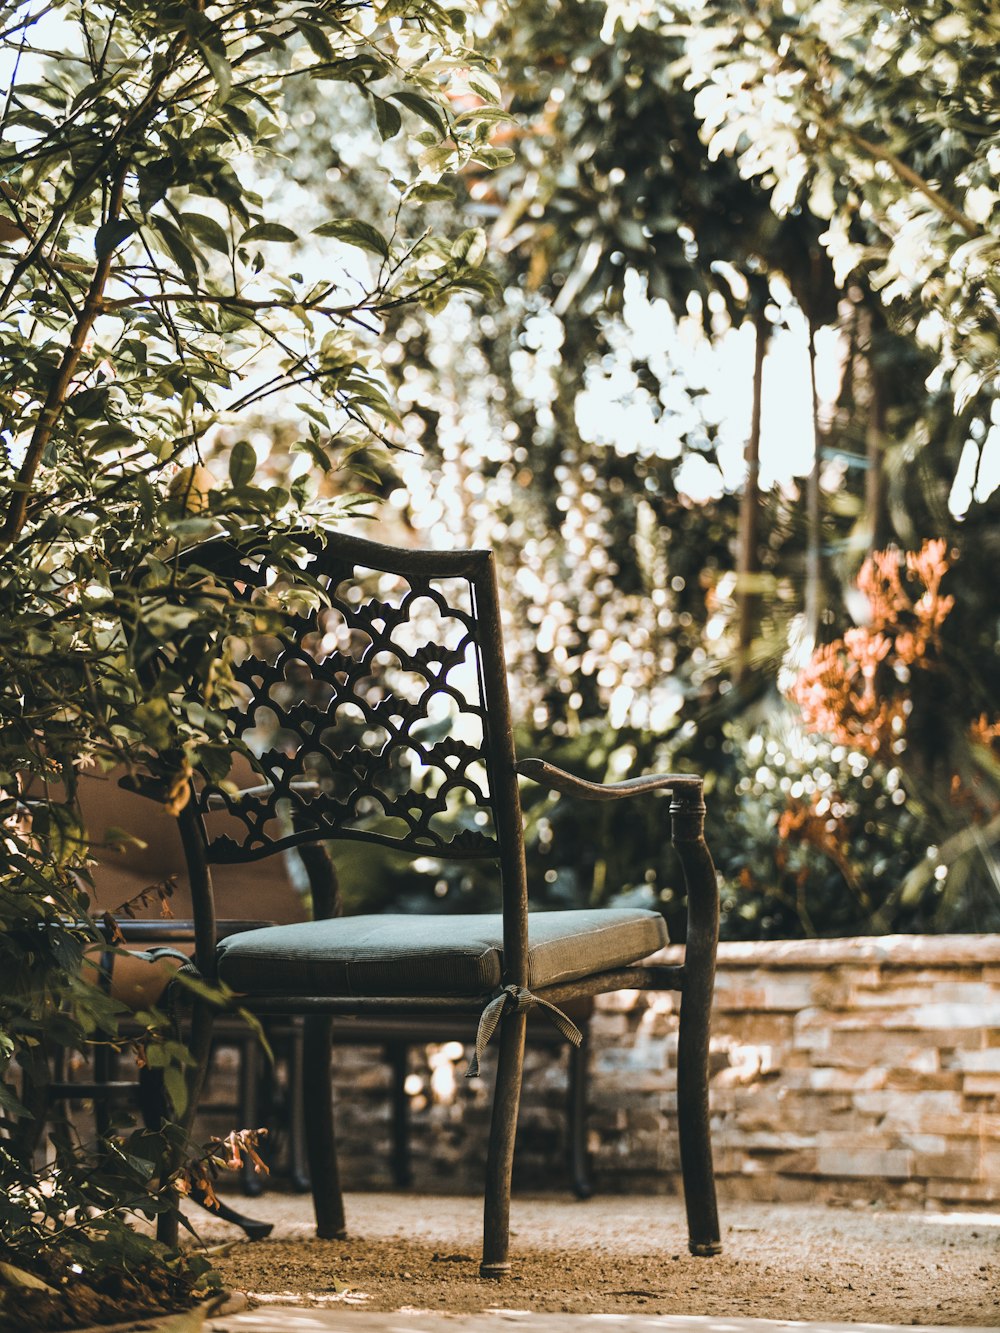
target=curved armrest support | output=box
[121,775,321,808]
[515,757,702,802]
[202,778,320,809]
[203,781,340,919]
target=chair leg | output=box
[239,1033,263,1197]
[676,987,721,1255]
[287,1019,311,1192]
[672,790,722,1257]
[93,1043,113,1142]
[154,996,216,1249]
[303,1014,346,1239]
[20,1041,51,1163]
[566,1027,593,1200]
[387,1040,413,1188]
[138,1031,272,1241]
[480,1008,527,1278]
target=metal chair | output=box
[73,767,595,1201]
[156,530,722,1273]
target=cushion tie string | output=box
[467,983,583,1078]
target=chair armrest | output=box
[110,918,276,943]
[515,757,702,801]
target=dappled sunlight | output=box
[5,0,999,1324]
[204,1193,995,1324]
[918,1211,1000,1227]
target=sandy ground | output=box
[189,1192,1000,1327]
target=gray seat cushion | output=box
[215,908,668,997]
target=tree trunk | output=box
[865,358,887,552]
[736,308,770,682]
[804,316,823,644]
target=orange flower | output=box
[971,714,1000,753]
[788,540,954,761]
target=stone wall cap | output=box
[652,934,1000,968]
[714,935,1000,968]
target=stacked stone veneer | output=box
[327,935,1000,1207]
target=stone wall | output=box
[325,935,1000,1207]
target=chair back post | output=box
[471,551,529,988]
[175,796,218,983]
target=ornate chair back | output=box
[178,533,530,984]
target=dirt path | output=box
[195,1192,999,1326]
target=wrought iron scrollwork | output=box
[197,547,500,864]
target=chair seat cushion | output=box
[215,908,668,998]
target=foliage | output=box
[328,0,1000,940]
[0,0,504,1311]
[0,1129,219,1330]
[676,0,1000,419]
[664,0,1000,921]
[680,709,920,938]
[786,537,1000,929]
[487,0,840,330]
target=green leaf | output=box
[418,143,457,175]
[339,377,403,427]
[470,145,515,169]
[455,105,514,127]
[335,489,381,515]
[136,155,175,212]
[296,20,335,61]
[450,227,487,266]
[194,38,232,103]
[373,96,403,141]
[182,212,230,255]
[467,72,502,104]
[294,435,333,473]
[163,1065,188,1117]
[297,402,330,428]
[95,219,138,260]
[89,428,138,455]
[136,476,157,522]
[344,462,384,486]
[240,222,298,244]
[312,218,389,258]
[151,214,202,285]
[451,270,500,298]
[0,1083,31,1118]
[143,1042,168,1068]
[390,89,448,136]
[228,440,257,488]
[406,181,456,203]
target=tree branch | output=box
[103,289,361,317]
[0,163,129,545]
[0,29,191,309]
[848,129,979,238]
